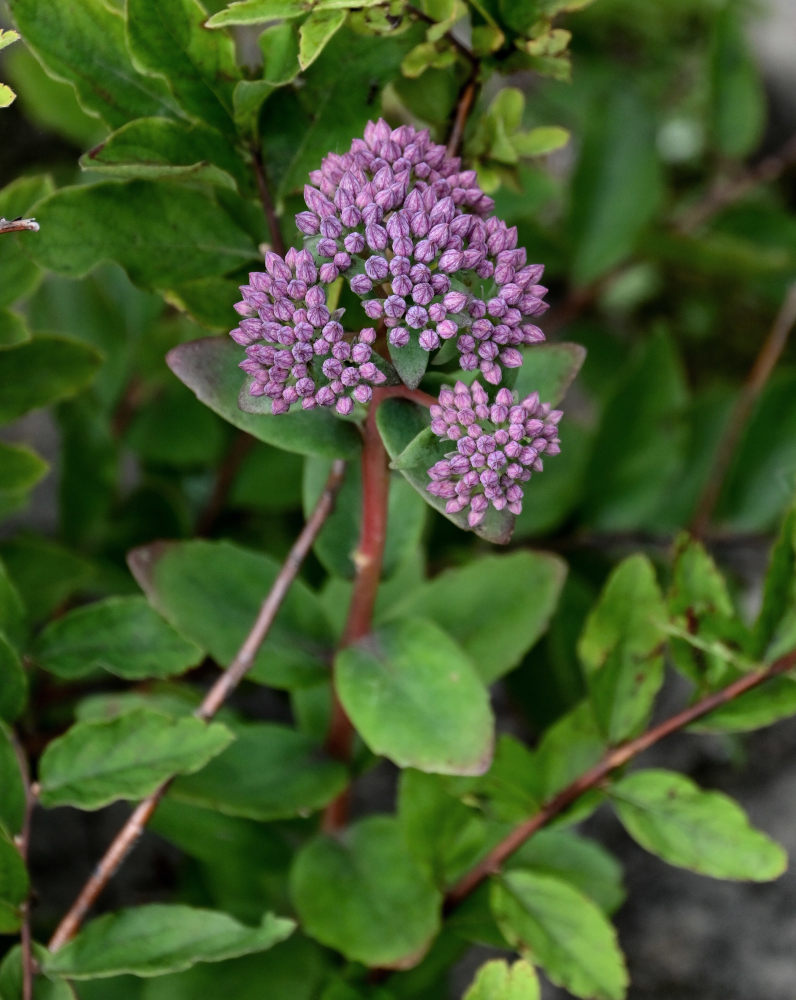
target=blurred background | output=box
[2,0,796,996]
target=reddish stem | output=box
[322,393,392,831]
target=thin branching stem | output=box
[252,145,285,257]
[10,732,36,1000]
[46,461,347,952]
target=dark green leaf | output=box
[336,617,494,775]
[0,635,26,723]
[570,87,663,285]
[125,381,226,467]
[0,725,25,837]
[709,5,765,158]
[387,551,565,683]
[0,829,27,934]
[463,959,541,1000]
[0,337,102,424]
[168,337,361,458]
[0,559,27,651]
[0,310,29,350]
[127,0,240,134]
[0,441,48,496]
[389,336,430,390]
[0,537,94,624]
[491,870,628,1000]
[298,8,346,70]
[232,80,276,137]
[33,596,203,681]
[43,906,294,979]
[290,815,442,968]
[0,176,51,309]
[170,721,347,820]
[81,118,244,189]
[513,421,591,538]
[128,539,334,689]
[610,770,787,881]
[8,0,179,128]
[37,708,234,809]
[512,343,586,406]
[28,182,257,289]
[259,21,300,84]
[578,555,666,743]
[753,504,796,659]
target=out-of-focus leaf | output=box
[259,21,300,84]
[491,871,628,1000]
[170,722,347,820]
[127,0,240,135]
[0,442,48,497]
[570,87,662,285]
[168,338,361,458]
[43,906,294,979]
[388,551,565,684]
[0,726,25,837]
[8,0,179,127]
[513,421,591,538]
[81,118,244,189]
[0,311,29,349]
[0,634,27,723]
[578,555,666,743]
[463,958,541,1000]
[126,381,226,467]
[753,504,796,660]
[0,174,51,307]
[33,595,202,680]
[0,830,28,934]
[0,537,94,624]
[512,126,570,157]
[290,815,441,968]
[0,945,77,999]
[37,709,234,809]
[128,539,334,689]
[610,770,787,881]
[709,4,765,158]
[27,182,257,289]
[336,617,494,775]
[0,336,101,425]
[512,343,586,406]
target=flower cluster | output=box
[427,380,562,528]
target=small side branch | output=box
[47,460,346,952]
[690,282,796,538]
[444,647,796,910]
[252,146,285,257]
[0,217,39,234]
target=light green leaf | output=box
[0,635,27,723]
[290,815,441,968]
[168,337,361,458]
[7,0,179,127]
[570,87,663,285]
[0,441,48,495]
[512,126,570,157]
[0,310,30,349]
[491,870,628,1000]
[530,701,606,806]
[0,337,102,425]
[170,722,347,820]
[0,829,27,934]
[464,958,541,1000]
[32,595,202,680]
[80,117,243,189]
[0,29,20,51]
[27,182,257,289]
[298,8,346,70]
[232,79,275,137]
[128,538,335,689]
[335,617,494,775]
[207,0,307,25]
[578,555,666,743]
[709,5,765,158]
[0,83,15,108]
[388,551,565,683]
[610,770,787,881]
[43,905,294,979]
[0,945,77,999]
[37,708,235,810]
[127,0,240,134]
[0,725,25,837]
[259,21,300,84]
[753,504,796,660]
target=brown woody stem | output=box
[0,217,39,234]
[444,647,796,910]
[47,461,346,952]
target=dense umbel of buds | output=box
[427,380,562,528]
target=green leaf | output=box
[43,905,294,979]
[377,398,515,544]
[0,558,26,649]
[0,946,78,999]
[578,555,666,743]
[0,83,15,108]
[512,126,570,157]
[0,829,28,934]
[491,870,628,1000]
[387,551,565,684]
[513,421,591,538]
[207,0,308,25]
[0,441,48,495]
[0,175,52,309]
[0,537,94,624]
[0,29,20,51]
[529,701,606,806]
[389,336,430,390]
[302,458,426,579]
[753,504,796,659]
[259,21,300,84]
[512,343,585,406]
[610,770,787,881]
[232,79,275,137]
[335,617,494,775]
[0,310,29,350]
[709,4,765,158]
[128,539,334,689]
[27,182,257,289]
[127,0,240,134]
[0,635,27,723]
[32,596,203,681]
[0,725,25,837]
[80,117,243,189]
[170,721,347,820]
[298,8,346,69]
[464,958,541,1000]
[689,675,796,734]
[125,380,226,467]
[570,87,663,285]
[510,829,625,915]
[8,0,179,128]
[37,708,234,810]
[168,337,360,458]
[0,336,102,425]
[290,815,441,968]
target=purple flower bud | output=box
[344,232,366,254]
[296,211,320,235]
[350,274,373,295]
[419,329,440,351]
[364,256,389,281]
[389,327,410,347]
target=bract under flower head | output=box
[427,380,562,527]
